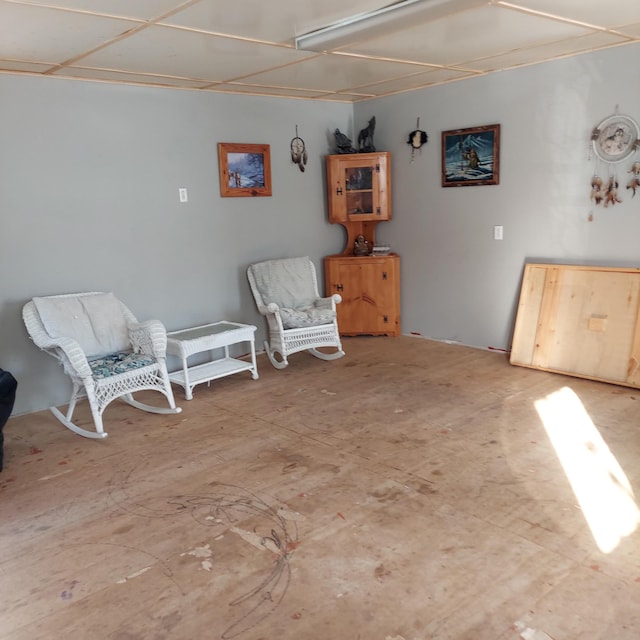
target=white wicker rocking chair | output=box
[23,292,181,439]
[247,256,345,369]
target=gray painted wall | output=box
[3,42,640,415]
[355,43,640,351]
[1,76,352,414]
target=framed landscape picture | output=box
[218,143,272,197]
[441,124,500,187]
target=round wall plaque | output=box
[592,114,640,163]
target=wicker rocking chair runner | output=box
[23,292,181,438]
[247,256,345,369]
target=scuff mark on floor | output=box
[201,559,213,572]
[60,579,79,600]
[515,619,555,640]
[116,566,152,584]
[39,469,73,481]
[180,543,213,571]
[182,544,212,558]
[276,507,304,521]
[231,527,280,553]
[106,476,296,637]
[519,629,554,640]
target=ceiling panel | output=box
[51,66,213,88]
[0,61,54,73]
[1,0,639,102]
[501,0,640,29]
[343,5,595,66]
[207,83,334,99]
[238,54,432,93]
[321,93,378,102]
[5,0,190,20]
[354,67,480,96]
[464,32,630,72]
[614,23,640,38]
[78,25,314,81]
[161,0,409,45]
[0,3,139,64]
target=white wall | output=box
[355,43,640,350]
[0,75,352,414]
[4,43,640,415]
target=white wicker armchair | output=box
[247,256,345,369]
[23,292,181,439]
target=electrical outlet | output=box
[493,225,503,240]
[179,188,188,203]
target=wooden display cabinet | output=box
[324,151,399,336]
[326,152,391,253]
[325,254,400,336]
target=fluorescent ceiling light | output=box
[295,0,471,52]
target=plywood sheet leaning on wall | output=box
[510,263,640,388]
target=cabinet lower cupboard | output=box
[324,254,400,336]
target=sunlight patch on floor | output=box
[535,386,639,553]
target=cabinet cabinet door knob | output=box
[382,272,387,280]
[336,284,344,292]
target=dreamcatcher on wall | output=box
[290,124,308,172]
[406,117,428,162]
[589,108,640,207]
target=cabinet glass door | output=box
[326,152,390,224]
[345,166,374,216]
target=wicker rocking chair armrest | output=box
[47,337,93,378]
[315,295,342,310]
[128,319,167,358]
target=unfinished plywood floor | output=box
[1,336,640,640]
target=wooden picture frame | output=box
[441,124,500,187]
[218,143,272,197]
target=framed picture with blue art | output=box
[218,142,272,197]
[441,124,500,187]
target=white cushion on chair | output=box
[33,293,130,358]
[250,257,317,310]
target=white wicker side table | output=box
[166,321,258,400]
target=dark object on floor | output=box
[0,369,17,472]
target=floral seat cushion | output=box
[279,306,336,329]
[89,352,155,379]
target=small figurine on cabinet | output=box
[334,129,357,154]
[358,116,376,153]
[353,234,370,256]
